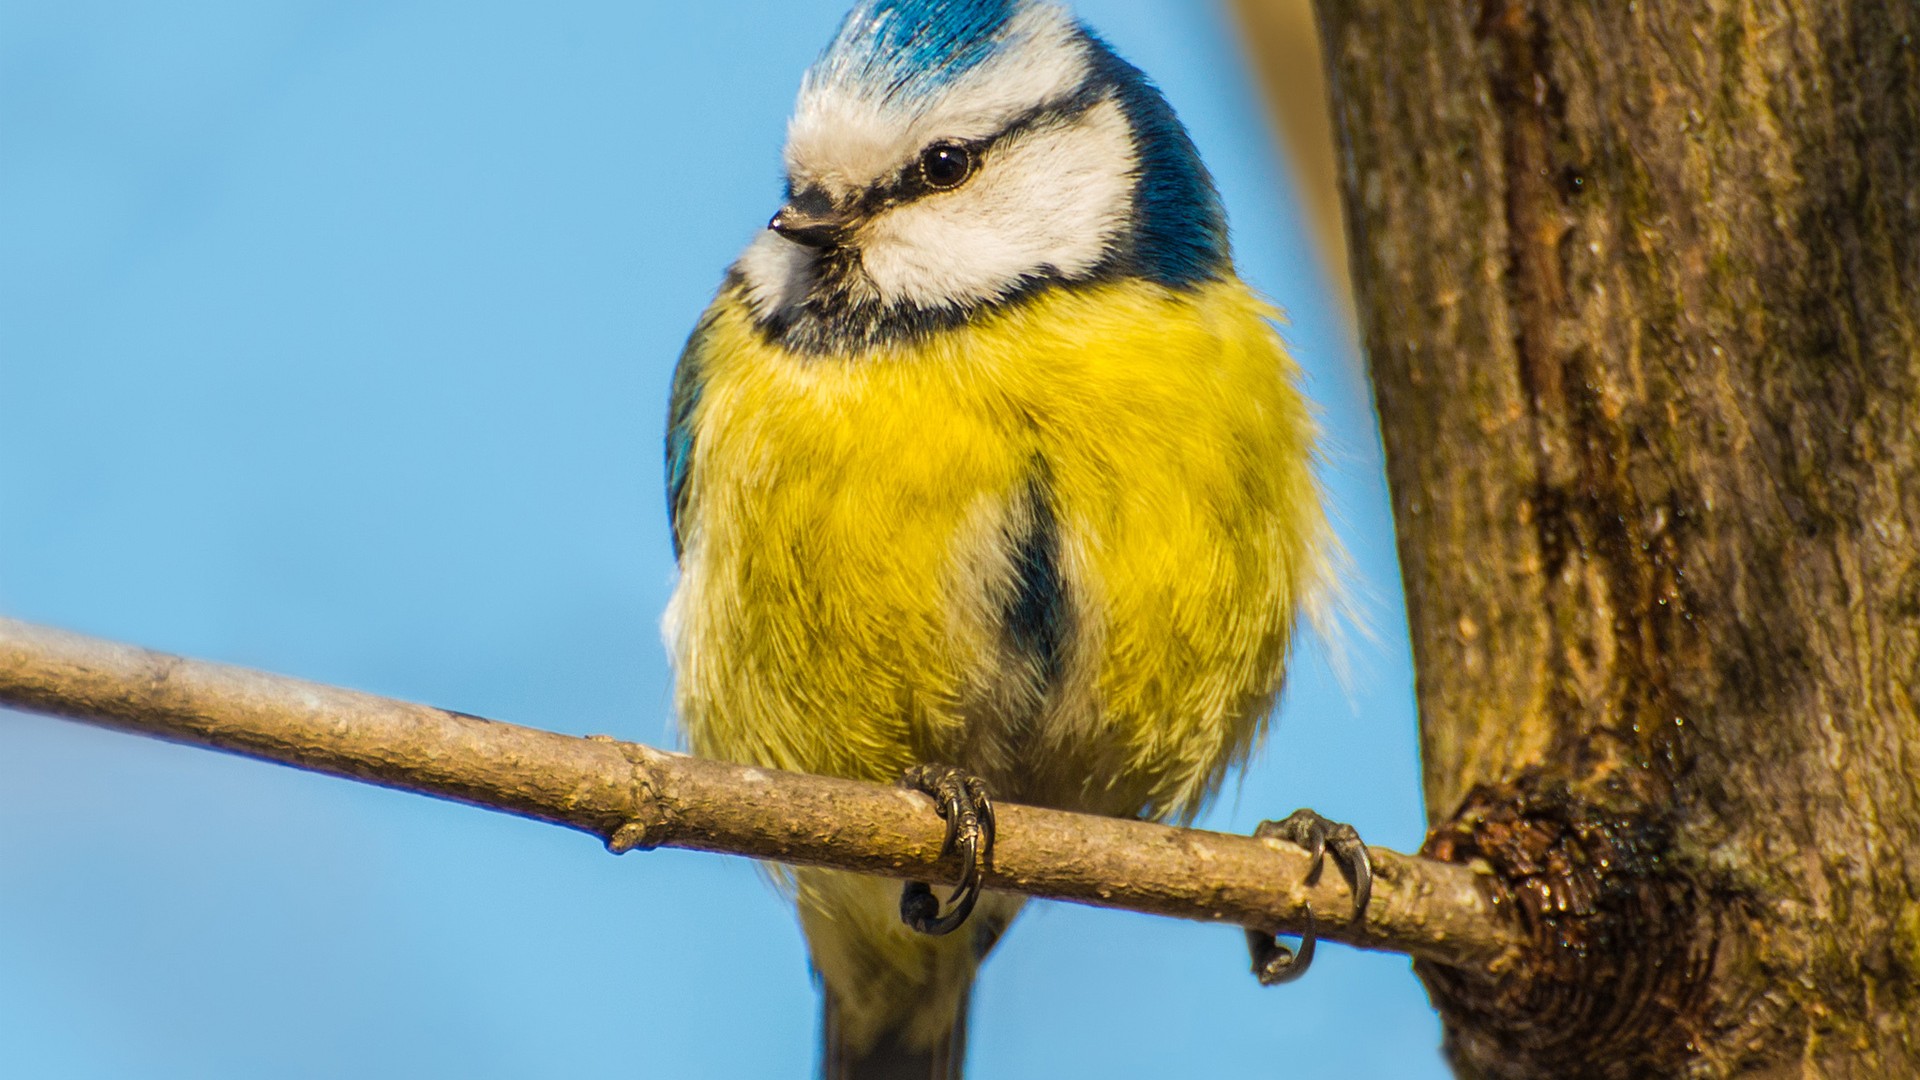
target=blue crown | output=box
[811,0,1022,99]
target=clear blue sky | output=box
[0,3,1450,1077]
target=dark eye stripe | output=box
[856,85,1112,216]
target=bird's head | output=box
[734,0,1229,353]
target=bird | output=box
[663,1,1369,1076]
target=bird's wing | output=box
[664,312,713,562]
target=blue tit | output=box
[663,2,1363,1076]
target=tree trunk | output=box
[1312,1,1920,1076]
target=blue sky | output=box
[0,3,1450,1077]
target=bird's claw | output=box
[1245,808,1373,986]
[1248,906,1318,986]
[898,764,996,937]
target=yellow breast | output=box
[667,275,1326,821]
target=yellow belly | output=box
[666,275,1325,822]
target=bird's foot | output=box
[1245,808,1374,986]
[897,764,996,937]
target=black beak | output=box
[769,190,853,248]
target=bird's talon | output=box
[1246,905,1317,986]
[1245,809,1372,985]
[899,881,942,928]
[898,764,996,937]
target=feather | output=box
[813,0,1021,102]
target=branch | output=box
[0,616,1519,969]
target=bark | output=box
[0,615,1518,969]
[1311,0,1920,1076]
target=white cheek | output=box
[735,231,815,322]
[857,97,1137,311]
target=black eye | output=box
[919,142,975,191]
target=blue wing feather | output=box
[665,316,711,562]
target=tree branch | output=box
[0,616,1518,969]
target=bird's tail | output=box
[821,983,969,1080]
[800,869,1021,1080]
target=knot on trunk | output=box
[1416,774,1715,1080]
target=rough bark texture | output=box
[1313,1,1920,1076]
